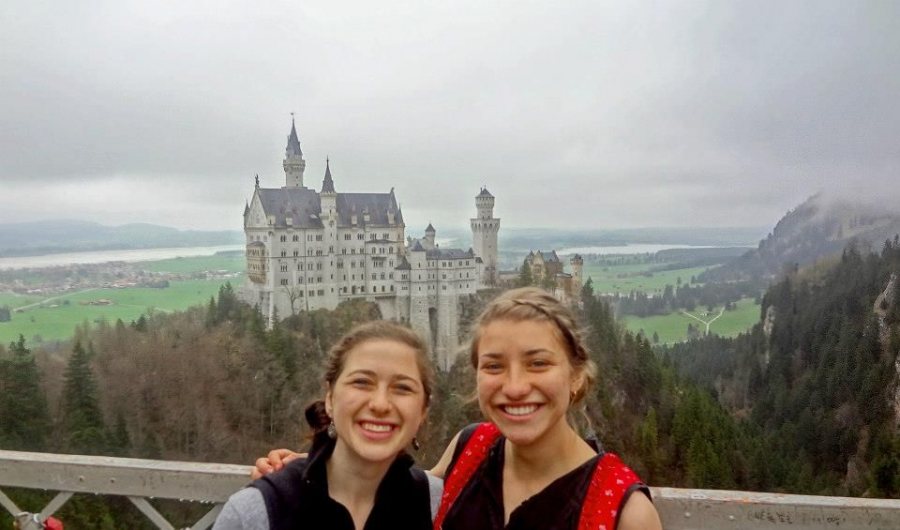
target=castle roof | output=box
[477,187,494,198]
[321,158,335,193]
[286,118,302,157]
[255,187,403,228]
[425,248,475,260]
[411,240,425,252]
[425,223,436,233]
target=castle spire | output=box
[321,157,335,193]
[286,114,302,157]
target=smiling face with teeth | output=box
[476,318,586,448]
[325,338,428,468]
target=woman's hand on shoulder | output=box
[249,449,304,480]
[618,491,662,530]
[427,430,463,479]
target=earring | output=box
[412,437,420,451]
[327,420,337,439]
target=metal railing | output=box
[2,449,900,529]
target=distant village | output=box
[0,261,239,298]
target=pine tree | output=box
[517,259,533,287]
[62,341,106,454]
[0,335,50,450]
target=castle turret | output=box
[570,253,584,293]
[471,187,500,285]
[320,158,336,215]
[283,116,306,188]
[424,223,436,249]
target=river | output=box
[0,245,245,270]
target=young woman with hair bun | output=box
[215,321,441,530]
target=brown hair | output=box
[468,287,597,405]
[306,320,434,435]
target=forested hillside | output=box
[666,238,900,497]
[702,194,900,283]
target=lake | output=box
[0,245,245,270]
[556,244,743,255]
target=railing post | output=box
[13,512,43,530]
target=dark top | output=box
[441,426,649,530]
[251,437,432,530]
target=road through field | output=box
[681,307,725,335]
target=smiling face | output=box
[326,338,428,465]
[476,318,583,448]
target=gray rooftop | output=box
[425,248,475,260]
[256,187,403,228]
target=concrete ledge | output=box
[2,450,900,528]
[0,450,250,503]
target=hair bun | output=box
[304,400,330,432]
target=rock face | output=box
[704,194,900,282]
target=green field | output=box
[622,297,761,344]
[0,292,43,309]
[582,262,712,295]
[0,253,246,346]
[139,253,245,274]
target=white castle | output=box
[240,119,500,369]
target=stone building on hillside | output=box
[524,250,584,304]
[240,119,499,369]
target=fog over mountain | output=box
[2,1,898,231]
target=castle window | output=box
[380,273,385,280]
[351,249,356,254]
[308,235,313,241]
[344,234,351,240]
[280,279,288,285]
[342,249,346,254]
[466,261,470,265]
[293,250,299,257]
[316,235,323,241]
[337,261,344,269]
[317,277,322,283]
[298,277,303,283]
[390,285,394,291]
[308,249,313,256]
[281,264,288,272]
[357,233,364,240]
[329,246,333,253]
[293,235,299,242]
[309,290,314,296]
[281,250,286,257]
[382,233,388,239]
[389,273,394,279]
[369,234,376,240]
[316,263,323,270]
[280,235,286,242]
[389,247,394,254]
[371,274,376,280]
[316,250,323,256]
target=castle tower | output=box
[424,223,436,249]
[570,253,584,293]
[471,187,500,285]
[321,158,338,308]
[283,116,306,188]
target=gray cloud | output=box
[1,1,898,232]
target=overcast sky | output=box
[1,1,897,233]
